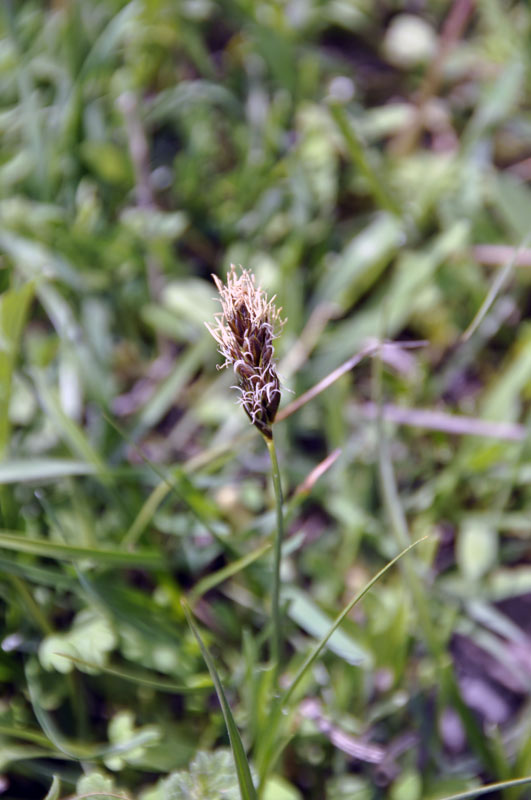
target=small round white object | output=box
[383,14,437,69]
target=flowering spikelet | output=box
[206,265,283,439]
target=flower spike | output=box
[206,265,284,439]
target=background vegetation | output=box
[1,0,531,797]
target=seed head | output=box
[206,265,284,439]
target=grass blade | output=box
[103,412,230,549]
[282,537,427,708]
[25,660,158,760]
[329,102,401,217]
[54,652,211,694]
[0,459,96,484]
[122,479,170,547]
[188,541,272,606]
[0,555,74,588]
[374,352,498,769]
[435,776,531,800]
[32,370,106,473]
[42,774,60,800]
[0,282,34,458]
[254,538,427,792]
[0,531,165,568]
[183,602,257,800]
[462,235,530,342]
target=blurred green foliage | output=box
[2,0,531,798]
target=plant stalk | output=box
[265,434,284,685]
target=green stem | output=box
[266,435,284,685]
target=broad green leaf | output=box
[39,609,116,674]
[391,768,422,800]
[105,710,160,771]
[76,771,116,800]
[162,749,240,800]
[263,776,302,800]
[457,518,498,582]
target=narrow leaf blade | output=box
[183,602,257,800]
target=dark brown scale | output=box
[228,317,241,336]
[261,345,273,365]
[248,335,261,364]
[236,363,254,379]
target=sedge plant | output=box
[198,266,421,796]
[187,266,531,800]
[205,266,286,683]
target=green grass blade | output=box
[0,459,97,484]
[282,537,427,708]
[32,370,107,472]
[135,337,210,432]
[54,652,212,694]
[42,774,60,800]
[188,540,272,606]
[0,282,34,458]
[0,531,165,568]
[0,723,55,749]
[329,102,402,217]
[435,776,531,800]
[254,538,427,792]
[25,660,158,760]
[462,234,530,342]
[183,602,257,800]
[122,479,170,547]
[103,412,229,548]
[0,555,74,588]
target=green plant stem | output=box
[265,434,284,686]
